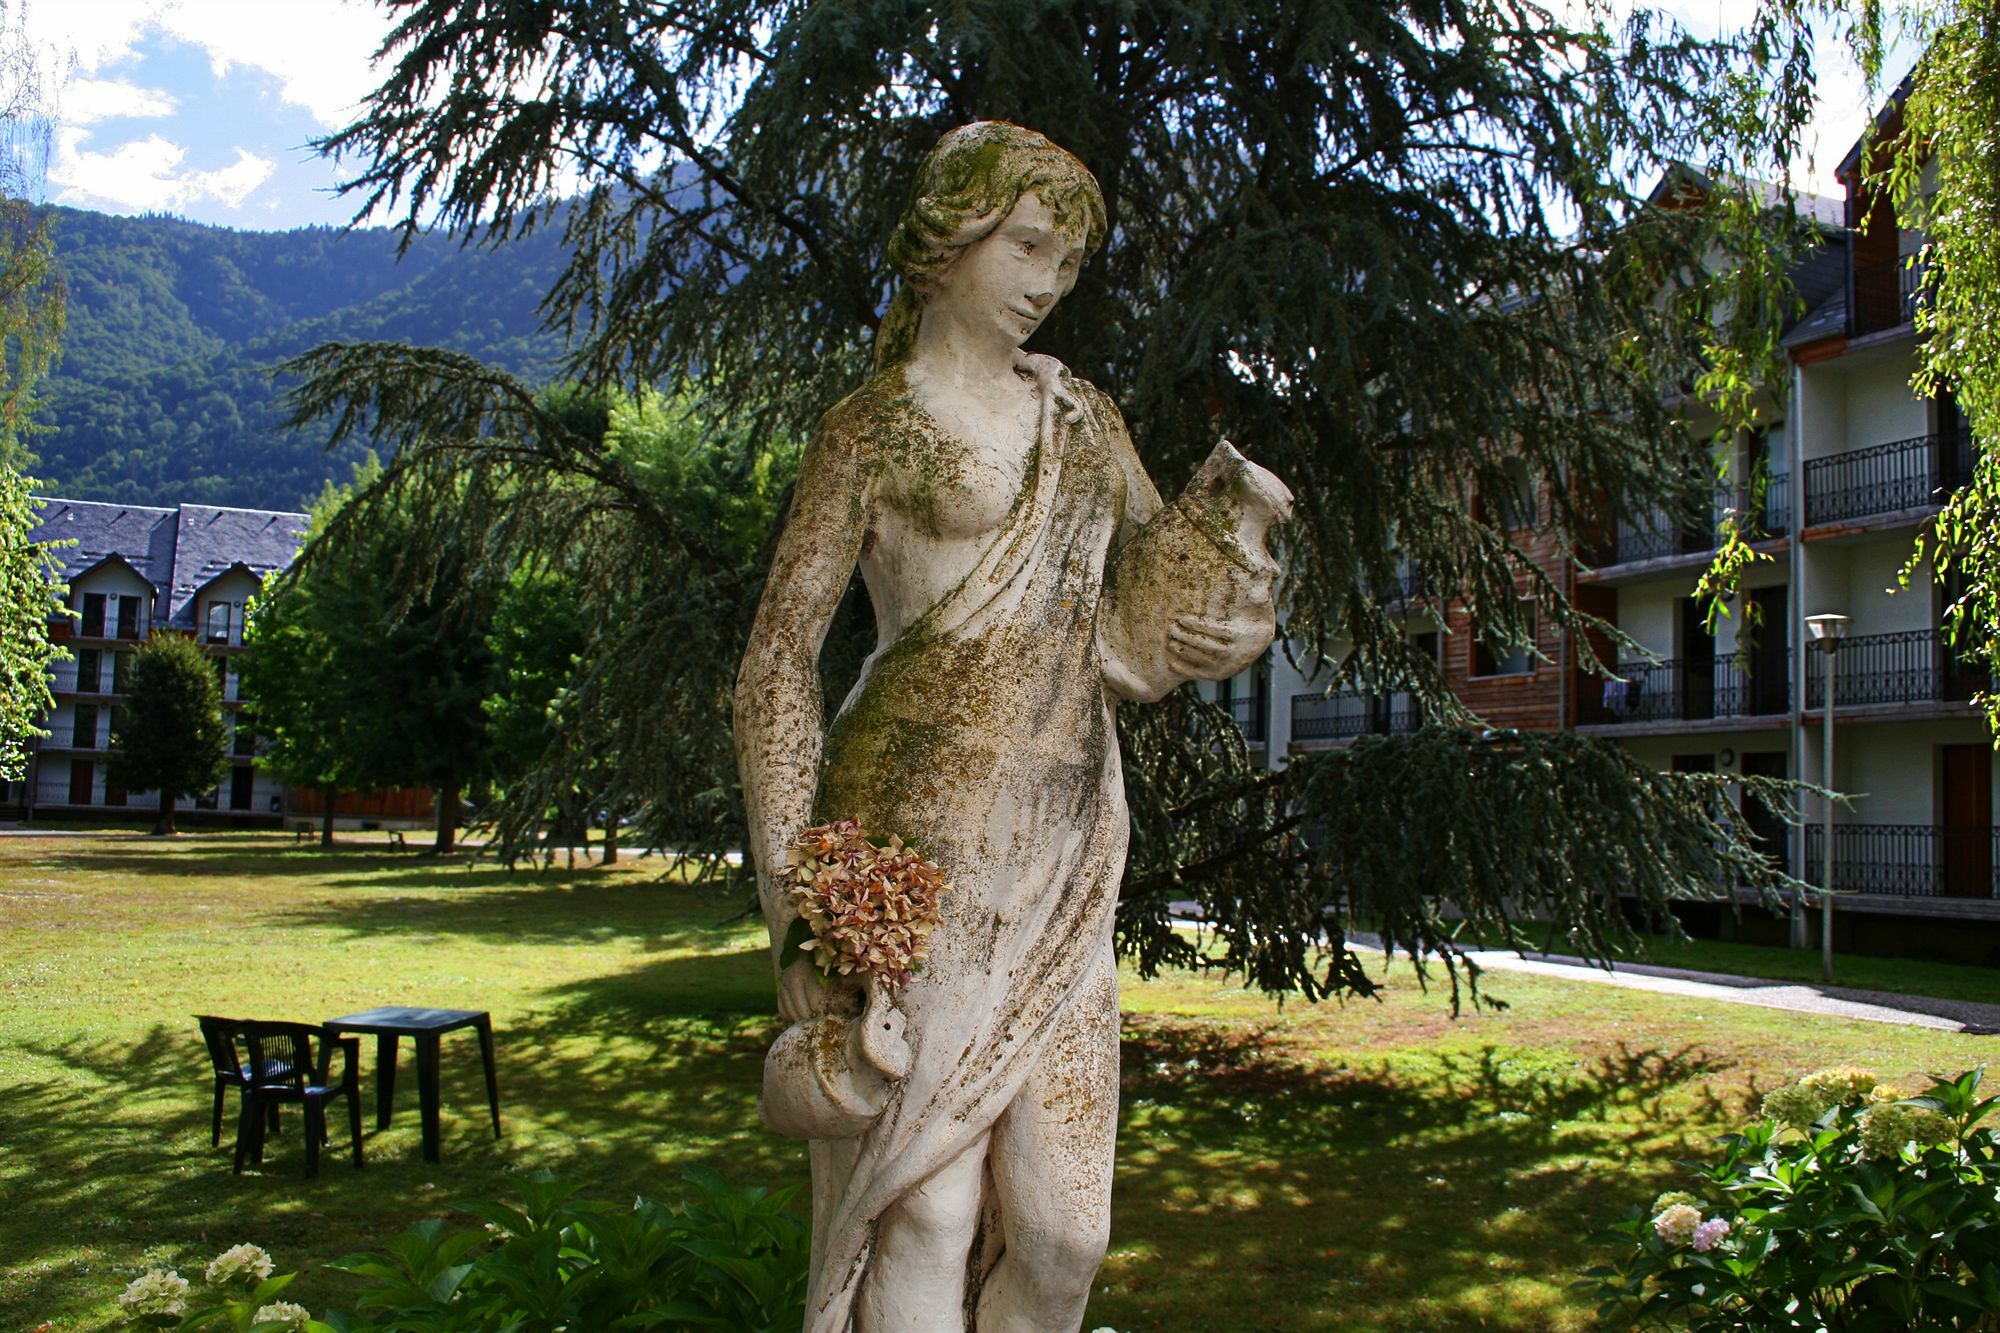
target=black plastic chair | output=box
[196,1015,295,1149]
[234,1022,364,1177]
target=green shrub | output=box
[109,1170,807,1331]
[323,1167,808,1331]
[1585,1066,2000,1330]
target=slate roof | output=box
[1783,287,1848,350]
[29,498,309,628]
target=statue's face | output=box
[929,192,1088,351]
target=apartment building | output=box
[1209,105,1996,957]
[0,498,307,822]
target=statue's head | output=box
[875,122,1106,368]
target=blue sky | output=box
[26,0,1919,235]
[31,0,384,229]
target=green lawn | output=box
[1616,931,2000,1008]
[1,833,1991,1331]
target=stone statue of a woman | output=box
[736,121,1289,1332]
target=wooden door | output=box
[1940,744,1993,897]
[68,759,94,806]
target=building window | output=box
[80,592,106,637]
[1477,459,1539,532]
[73,704,98,750]
[75,648,101,693]
[112,651,133,694]
[114,595,141,640]
[205,601,231,644]
[1472,605,1537,678]
[232,722,257,758]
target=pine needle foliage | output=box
[276,351,807,870]
[292,1,1830,994]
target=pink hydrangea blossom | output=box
[1691,1217,1730,1252]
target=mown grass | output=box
[0,832,1991,1331]
[1617,931,2000,1008]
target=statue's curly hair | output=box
[873,122,1106,371]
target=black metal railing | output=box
[1290,691,1423,740]
[1745,472,1791,539]
[1803,628,1991,708]
[1610,476,1791,566]
[1586,651,1792,725]
[1225,692,1268,744]
[1803,823,1999,898]
[1850,257,1926,337]
[1803,427,1974,526]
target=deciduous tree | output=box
[108,632,229,836]
[0,0,68,780]
[241,465,499,853]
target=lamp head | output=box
[1804,612,1851,654]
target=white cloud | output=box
[52,125,274,211]
[62,75,176,124]
[31,0,389,128]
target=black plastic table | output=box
[323,1006,500,1162]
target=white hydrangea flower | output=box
[254,1300,312,1329]
[1652,1202,1703,1246]
[206,1242,276,1286]
[117,1269,191,1317]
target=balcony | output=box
[1803,427,1973,528]
[1291,690,1422,741]
[1850,257,1924,338]
[1803,629,1989,709]
[1582,652,1791,726]
[1804,823,1998,898]
[1606,476,1790,568]
[1224,693,1268,745]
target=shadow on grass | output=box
[1095,1015,1745,1329]
[2,955,1750,1331]
[0,958,800,1325]
[266,877,762,955]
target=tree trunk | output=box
[433,784,460,854]
[602,811,620,867]
[319,783,335,848]
[152,789,176,836]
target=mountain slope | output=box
[34,208,568,508]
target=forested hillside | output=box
[34,207,567,508]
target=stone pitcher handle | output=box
[853,973,913,1081]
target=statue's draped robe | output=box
[805,370,1154,1330]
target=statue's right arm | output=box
[735,413,874,986]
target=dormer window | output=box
[206,601,231,644]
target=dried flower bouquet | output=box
[780,819,949,995]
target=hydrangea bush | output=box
[1585,1065,2000,1329]
[114,1242,319,1330]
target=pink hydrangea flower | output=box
[1691,1217,1730,1252]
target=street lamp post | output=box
[1805,613,1850,983]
